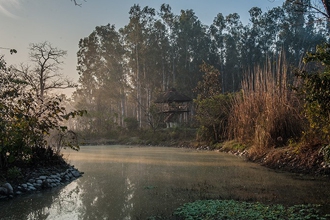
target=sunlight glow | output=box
[0,0,21,18]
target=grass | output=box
[218,140,247,152]
[173,200,330,220]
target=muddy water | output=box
[1,145,330,219]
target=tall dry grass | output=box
[228,56,305,157]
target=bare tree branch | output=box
[287,0,330,19]
[14,41,76,99]
[71,0,86,6]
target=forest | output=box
[71,1,330,172]
[1,0,330,172]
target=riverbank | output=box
[80,134,330,177]
[173,140,330,177]
[0,161,83,199]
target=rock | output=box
[72,171,81,178]
[3,183,13,194]
[15,191,22,195]
[0,187,8,195]
[39,176,47,180]
[36,180,43,184]
[21,184,27,188]
[28,186,36,191]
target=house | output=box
[154,88,192,128]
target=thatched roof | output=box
[154,88,192,103]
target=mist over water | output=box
[1,145,330,219]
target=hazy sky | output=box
[0,0,284,95]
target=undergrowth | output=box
[173,200,330,220]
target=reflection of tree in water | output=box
[77,163,137,220]
[122,177,135,219]
[0,185,76,220]
[0,162,145,219]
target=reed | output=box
[228,55,305,157]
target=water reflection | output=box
[1,145,330,219]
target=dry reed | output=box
[228,55,305,157]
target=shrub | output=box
[195,94,233,143]
[6,166,22,180]
[124,117,139,132]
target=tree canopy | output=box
[73,2,329,135]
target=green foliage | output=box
[194,63,232,143]
[6,166,22,180]
[296,43,330,143]
[220,140,246,152]
[194,62,222,99]
[0,60,85,169]
[124,117,139,132]
[195,94,233,143]
[174,200,330,220]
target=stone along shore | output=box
[0,165,84,199]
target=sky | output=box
[0,0,284,96]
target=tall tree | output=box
[173,9,211,96]
[120,4,157,127]
[75,24,126,135]
[223,13,243,92]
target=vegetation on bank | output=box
[0,49,85,184]
[172,200,330,220]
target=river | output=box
[1,145,330,219]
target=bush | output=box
[195,94,233,143]
[6,166,22,180]
[124,117,139,132]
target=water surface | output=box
[1,145,330,219]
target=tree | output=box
[296,43,330,140]
[0,57,85,168]
[120,4,158,127]
[71,0,85,6]
[14,42,75,99]
[223,13,243,92]
[194,63,231,143]
[75,24,127,136]
[286,0,330,19]
[173,9,211,96]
